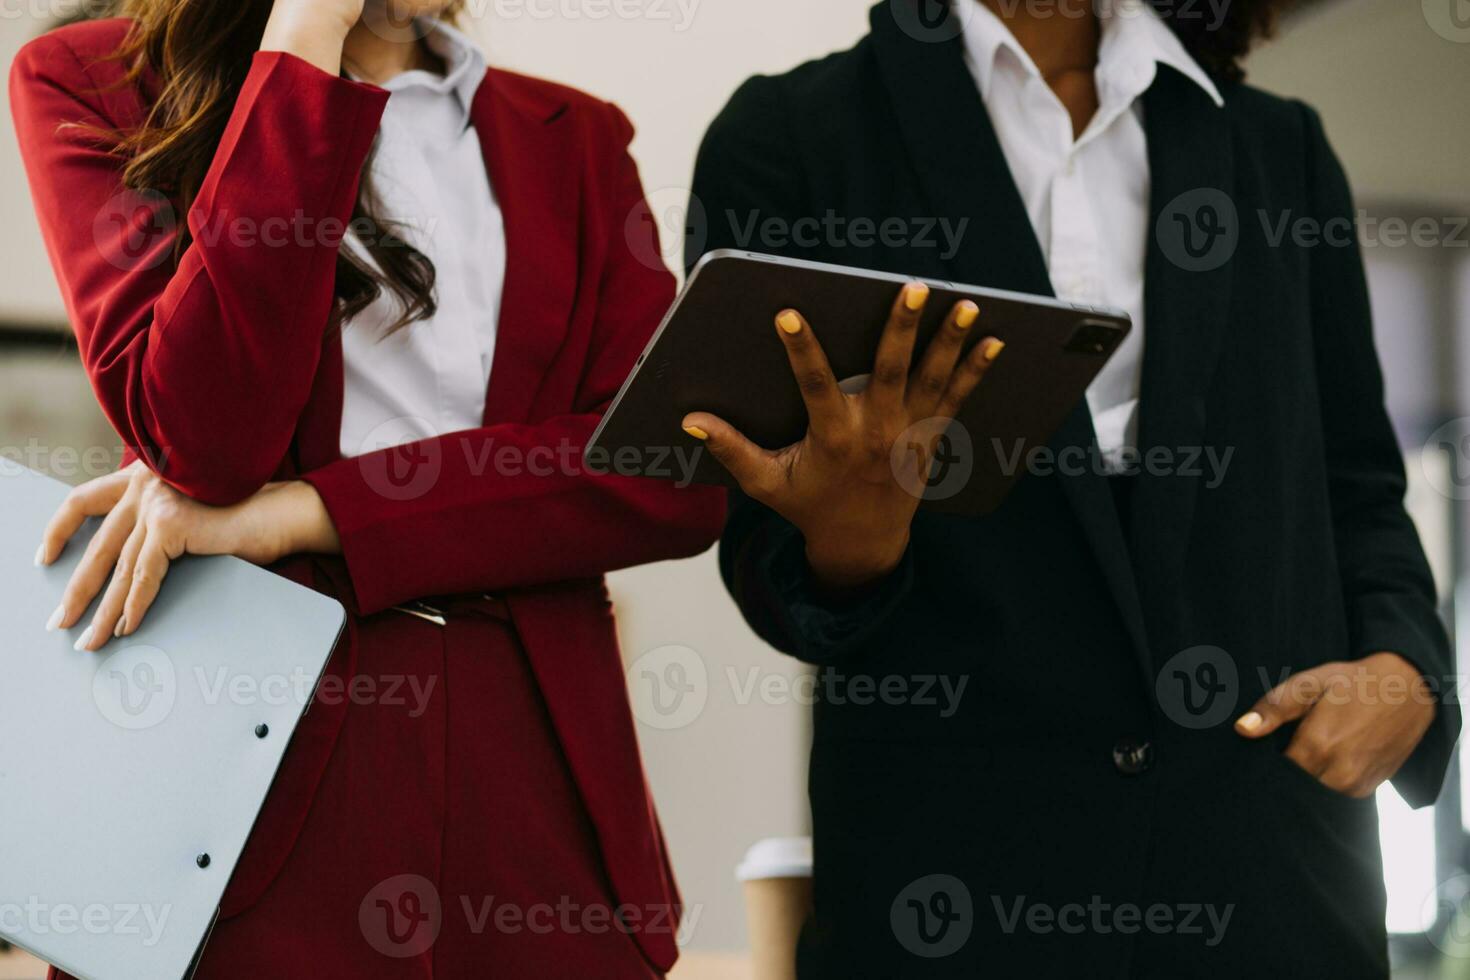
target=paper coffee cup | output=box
[737,838,813,980]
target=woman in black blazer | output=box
[683,1,1458,977]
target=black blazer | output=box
[689,4,1459,978]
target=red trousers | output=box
[53,599,663,978]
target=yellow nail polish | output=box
[904,282,929,311]
[683,425,709,441]
[983,338,1006,360]
[955,302,979,330]
[777,310,803,335]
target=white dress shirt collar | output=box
[360,21,487,130]
[961,0,1223,111]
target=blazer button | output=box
[1113,738,1154,776]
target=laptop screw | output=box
[196,853,211,869]
[254,724,269,739]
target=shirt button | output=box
[1065,159,1077,178]
[1113,738,1154,776]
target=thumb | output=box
[1235,665,1333,738]
[681,413,776,498]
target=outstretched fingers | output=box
[867,282,929,414]
[934,334,1005,423]
[772,308,848,437]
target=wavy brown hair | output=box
[81,0,468,332]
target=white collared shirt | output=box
[960,0,1222,469]
[338,23,507,459]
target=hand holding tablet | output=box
[681,280,1002,591]
[588,252,1132,542]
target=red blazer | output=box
[11,18,723,971]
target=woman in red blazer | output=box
[11,1,723,976]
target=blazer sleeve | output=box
[298,104,725,614]
[691,75,914,665]
[1299,103,1461,807]
[10,35,389,504]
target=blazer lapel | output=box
[870,1,1151,673]
[1130,66,1235,628]
[472,70,581,427]
[290,73,580,471]
[869,2,1047,293]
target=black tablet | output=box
[587,250,1131,515]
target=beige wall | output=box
[1246,0,1470,212]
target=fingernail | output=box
[955,302,979,330]
[776,310,802,335]
[904,282,929,311]
[983,338,1006,360]
[114,616,128,638]
[1236,711,1263,733]
[46,605,65,632]
[73,626,94,652]
[34,543,47,567]
[683,425,709,441]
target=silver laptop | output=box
[0,459,346,979]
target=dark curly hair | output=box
[1147,0,1293,82]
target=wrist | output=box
[804,530,909,594]
[1364,650,1436,701]
[286,481,342,556]
[260,8,355,76]
[256,481,340,559]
